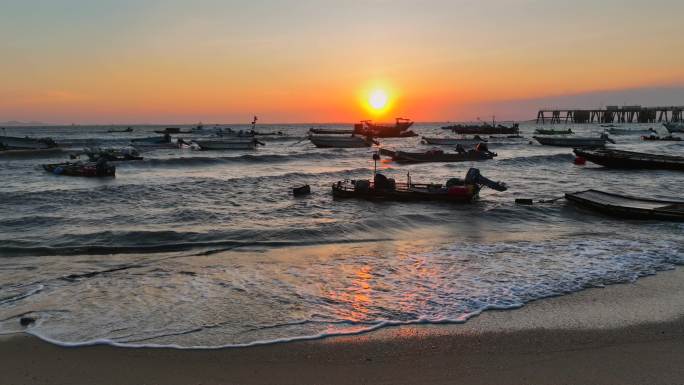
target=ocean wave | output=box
[9,237,682,349]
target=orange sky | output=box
[1,1,683,124]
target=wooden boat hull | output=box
[534,129,573,135]
[421,136,486,146]
[534,136,608,147]
[0,136,57,150]
[380,149,495,163]
[43,163,116,177]
[194,139,258,150]
[573,149,684,170]
[309,128,354,135]
[444,126,519,135]
[332,181,480,203]
[565,190,684,221]
[606,128,655,135]
[309,135,372,148]
[642,135,681,141]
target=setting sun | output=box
[368,89,389,111]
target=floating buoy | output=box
[20,317,35,327]
[293,185,311,196]
[515,198,534,205]
[574,156,586,165]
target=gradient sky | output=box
[1,0,683,124]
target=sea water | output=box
[0,122,682,347]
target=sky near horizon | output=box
[1,0,683,124]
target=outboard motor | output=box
[465,168,508,191]
[374,173,396,191]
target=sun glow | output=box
[368,89,389,113]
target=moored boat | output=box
[309,128,354,135]
[43,161,115,177]
[355,118,417,138]
[309,135,375,148]
[154,127,192,134]
[444,123,519,135]
[565,190,684,221]
[0,135,57,150]
[606,127,656,135]
[332,168,507,203]
[379,146,496,163]
[107,127,133,133]
[573,148,684,170]
[421,135,487,146]
[83,147,143,161]
[130,135,180,149]
[641,135,681,142]
[533,134,614,148]
[193,137,263,150]
[534,128,573,135]
[664,122,684,133]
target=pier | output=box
[536,106,683,124]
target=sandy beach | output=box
[3,267,684,385]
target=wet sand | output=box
[3,268,684,385]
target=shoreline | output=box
[3,267,684,384]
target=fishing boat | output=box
[0,136,57,150]
[193,137,264,150]
[130,135,180,149]
[379,146,496,163]
[533,134,614,148]
[443,122,519,135]
[534,128,573,135]
[421,135,487,146]
[565,190,684,221]
[107,127,133,133]
[606,127,656,135]
[43,161,115,177]
[642,135,681,142]
[154,127,192,134]
[309,128,354,135]
[573,148,684,170]
[309,135,375,148]
[83,147,143,161]
[355,118,417,138]
[664,122,684,133]
[332,168,507,203]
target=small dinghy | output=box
[43,160,115,177]
[533,134,614,148]
[309,135,375,148]
[565,190,684,221]
[332,168,507,203]
[534,128,573,135]
[379,145,496,163]
[573,148,684,170]
[421,135,487,146]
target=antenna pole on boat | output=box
[372,152,380,178]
